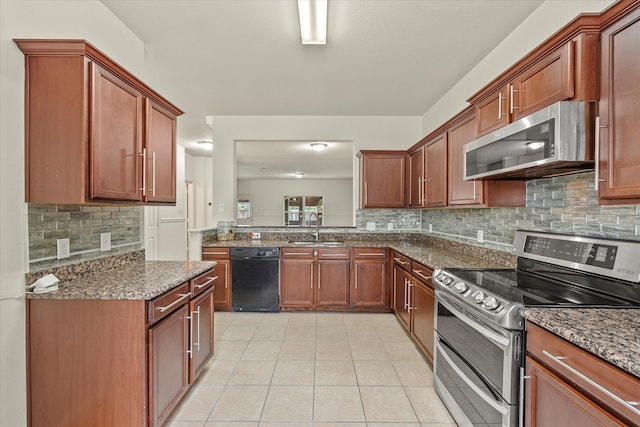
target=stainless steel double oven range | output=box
[432,230,640,427]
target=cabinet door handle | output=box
[355,268,358,289]
[187,312,193,358]
[594,116,607,189]
[195,276,217,289]
[151,151,157,196]
[509,84,519,114]
[224,263,229,288]
[138,148,147,196]
[364,181,368,205]
[542,350,640,416]
[157,293,190,312]
[310,268,314,289]
[407,281,413,311]
[318,264,321,289]
[196,306,201,351]
[404,278,409,309]
[498,91,505,119]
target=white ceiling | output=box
[101,0,545,176]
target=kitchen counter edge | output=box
[522,307,640,378]
[26,261,216,301]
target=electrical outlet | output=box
[477,230,484,243]
[100,232,112,252]
[57,238,70,259]
[428,224,433,232]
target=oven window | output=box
[436,338,514,426]
[436,301,507,398]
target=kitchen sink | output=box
[287,240,344,246]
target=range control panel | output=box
[513,230,640,283]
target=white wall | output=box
[238,178,353,226]
[421,0,615,135]
[0,1,145,425]
[209,116,423,225]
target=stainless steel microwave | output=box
[464,101,593,180]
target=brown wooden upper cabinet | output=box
[358,150,407,208]
[470,34,598,138]
[408,133,447,208]
[598,3,640,204]
[447,109,526,207]
[15,39,183,204]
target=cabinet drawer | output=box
[201,247,230,259]
[392,251,412,271]
[147,282,190,325]
[191,268,217,297]
[318,248,351,260]
[281,247,315,259]
[353,247,387,260]
[411,261,433,287]
[527,323,640,425]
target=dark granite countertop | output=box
[26,261,216,300]
[203,239,515,270]
[522,308,640,378]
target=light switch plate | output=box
[100,232,112,252]
[57,238,70,259]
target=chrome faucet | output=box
[308,212,320,241]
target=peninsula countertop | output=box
[522,308,640,378]
[203,239,516,270]
[26,261,216,300]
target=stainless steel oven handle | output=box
[436,339,508,415]
[542,350,640,417]
[437,295,510,348]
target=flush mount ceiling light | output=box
[292,172,305,178]
[298,0,327,45]
[197,140,213,150]
[310,142,328,152]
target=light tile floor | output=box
[166,311,457,427]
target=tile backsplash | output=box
[422,171,640,250]
[28,204,142,271]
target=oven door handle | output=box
[437,294,510,348]
[436,338,509,415]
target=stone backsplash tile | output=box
[422,172,640,251]
[28,204,142,271]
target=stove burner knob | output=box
[473,291,485,303]
[439,274,453,285]
[454,281,469,293]
[483,296,500,310]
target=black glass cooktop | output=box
[446,261,640,308]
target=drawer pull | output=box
[284,252,312,256]
[157,293,190,313]
[393,257,408,265]
[543,350,640,416]
[203,251,228,255]
[413,270,432,281]
[195,276,217,289]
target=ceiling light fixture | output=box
[197,140,213,150]
[297,0,327,45]
[293,172,305,178]
[310,142,328,152]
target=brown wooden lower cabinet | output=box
[26,269,215,427]
[391,251,435,364]
[280,247,352,309]
[525,322,640,427]
[202,247,232,311]
[352,247,388,309]
[392,255,412,330]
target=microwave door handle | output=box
[437,294,510,348]
[436,339,508,415]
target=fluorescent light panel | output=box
[298,0,327,45]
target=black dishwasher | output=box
[231,247,280,312]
